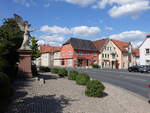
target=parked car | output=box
[139,65,150,73]
[128,65,140,72]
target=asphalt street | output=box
[68,68,150,99]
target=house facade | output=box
[94,39,118,69]
[139,34,150,65]
[60,38,99,67]
[132,49,140,65]
[35,45,61,67]
[94,38,136,69]
[53,50,61,67]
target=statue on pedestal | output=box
[14,14,32,50]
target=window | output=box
[108,54,109,58]
[78,52,82,56]
[145,48,150,54]
[68,59,72,66]
[102,54,104,58]
[94,52,97,56]
[68,51,73,56]
[107,47,109,50]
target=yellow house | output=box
[94,38,136,69]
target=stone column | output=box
[18,50,32,78]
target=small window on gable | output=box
[145,48,150,54]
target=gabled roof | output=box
[111,39,130,53]
[39,45,61,53]
[139,34,150,48]
[93,38,109,52]
[63,38,97,51]
[132,49,139,57]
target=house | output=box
[94,38,136,69]
[139,34,150,65]
[35,45,61,67]
[60,38,99,67]
[53,49,62,67]
[132,49,140,65]
[93,38,118,69]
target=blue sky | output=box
[0,0,150,47]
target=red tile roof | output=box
[111,39,130,53]
[93,38,109,51]
[39,45,61,53]
[132,49,139,57]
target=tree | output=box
[0,18,23,80]
[30,36,41,60]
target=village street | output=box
[6,72,150,113]
[67,68,150,99]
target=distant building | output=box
[35,45,61,67]
[53,49,61,67]
[139,34,150,65]
[94,38,136,69]
[60,38,99,67]
[132,49,140,65]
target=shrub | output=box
[39,66,50,72]
[76,73,90,85]
[58,68,68,77]
[92,64,99,68]
[85,80,105,97]
[68,70,78,80]
[0,72,11,98]
[51,68,59,74]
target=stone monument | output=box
[14,14,32,78]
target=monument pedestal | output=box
[18,49,32,78]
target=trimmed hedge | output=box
[68,70,78,80]
[92,64,99,68]
[85,80,105,97]
[58,68,68,77]
[51,68,59,74]
[76,73,90,85]
[39,66,51,72]
[32,64,38,76]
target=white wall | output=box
[140,38,150,65]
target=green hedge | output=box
[68,70,78,80]
[58,68,68,77]
[51,68,59,74]
[39,66,51,72]
[92,64,100,68]
[85,80,105,97]
[76,73,90,85]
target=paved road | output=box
[68,68,150,99]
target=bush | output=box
[39,66,50,72]
[51,68,59,74]
[0,72,11,98]
[68,70,78,80]
[92,64,99,68]
[85,80,105,97]
[58,68,68,77]
[76,73,90,85]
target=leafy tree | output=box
[0,18,23,80]
[30,36,41,60]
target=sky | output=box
[0,0,150,47]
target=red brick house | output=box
[60,38,99,67]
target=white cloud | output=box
[13,0,36,7]
[39,34,66,46]
[37,40,45,45]
[105,26,113,31]
[64,0,96,6]
[71,26,100,37]
[109,1,150,18]
[40,25,70,35]
[40,25,101,37]
[109,30,147,47]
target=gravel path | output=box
[6,73,150,113]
